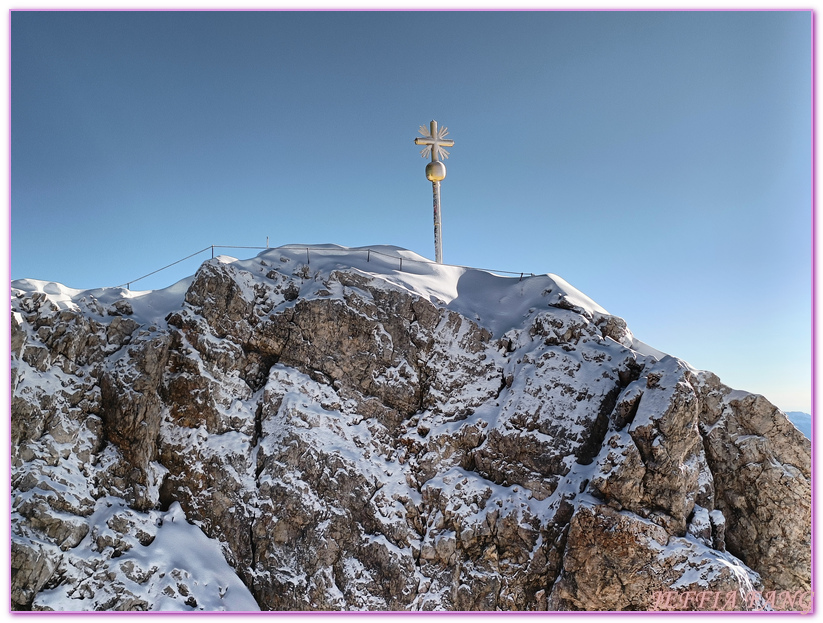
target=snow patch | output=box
[33,499,259,611]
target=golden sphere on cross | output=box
[426,160,447,182]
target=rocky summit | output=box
[10,244,811,611]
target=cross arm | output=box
[414,137,455,147]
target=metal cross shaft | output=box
[414,120,454,264]
[431,178,443,264]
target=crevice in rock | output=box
[573,359,645,467]
[252,403,263,449]
[415,358,431,416]
[495,370,508,401]
[543,524,572,608]
[409,305,419,327]
[613,392,641,431]
[241,347,280,393]
[617,359,645,387]
[695,415,745,564]
[574,385,621,466]
[157,477,175,512]
[248,524,257,570]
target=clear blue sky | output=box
[10,10,812,413]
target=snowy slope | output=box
[31,500,259,611]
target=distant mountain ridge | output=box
[10,244,811,611]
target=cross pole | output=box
[414,120,454,264]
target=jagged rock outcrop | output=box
[10,245,811,611]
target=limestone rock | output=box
[549,503,760,610]
[10,247,810,611]
[696,374,811,594]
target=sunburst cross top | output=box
[415,120,454,162]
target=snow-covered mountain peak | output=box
[10,242,810,611]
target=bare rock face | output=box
[548,502,759,611]
[549,355,811,610]
[10,248,811,611]
[696,375,811,593]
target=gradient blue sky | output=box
[10,10,812,412]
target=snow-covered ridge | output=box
[12,243,612,338]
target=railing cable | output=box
[116,244,536,290]
[117,246,213,290]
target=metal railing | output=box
[117,244,536,290]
